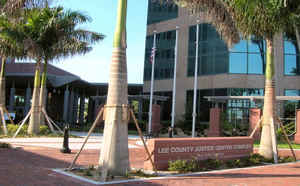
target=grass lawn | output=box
[254,141,300,149]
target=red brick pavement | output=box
[1,142,300,186]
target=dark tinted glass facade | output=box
[144,30,176,81]
[147,1,178,25]
[284,40,300,75]
[187,24,229,76]
[188,24,265,76]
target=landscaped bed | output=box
[64,153,295,183]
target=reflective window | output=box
[147,1,178,25]
[230,40,247,52]
[284,41,297,54]
[229,53,247,74]
[188,24,228,76]
[284,40,300,75]
[248,54,264,74]
[144,30,176,81]
[188,25,265,76]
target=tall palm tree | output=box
[99,0,129,176]
[162,0,299,158]
[0,7,104,134]
[225,0,299,159]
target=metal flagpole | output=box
[192,21,199,137]
[148,31,157,134]
[171,26,179,136]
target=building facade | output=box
[143,1,300,125]
[1,61,143,125]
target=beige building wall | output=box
[143,7,300,122]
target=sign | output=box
[144,137,254,170]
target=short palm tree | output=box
[0,7,104,134]
[38,8,104,126]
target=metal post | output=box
[171,27,179,135]
[192,21,199,138]
[148,31,157,134]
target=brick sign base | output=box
[144,137,254,170]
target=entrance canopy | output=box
[205,96,300,103]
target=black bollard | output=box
[60,124,71,153]
[168,127,173,138]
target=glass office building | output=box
[143,1,300,124]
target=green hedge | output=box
[1,124,51,137]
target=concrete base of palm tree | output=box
[99,106,129,177]
[258,80,277,159]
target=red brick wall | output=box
[151,104,161,134]
[248,108,262,141]
[144,137,254,170]
[207,108,221,137]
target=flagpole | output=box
[148,30,157,134]
[192,21,200,137]
[171,26,179,136]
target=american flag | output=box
[150,47,156,64]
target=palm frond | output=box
[153,0,240,47]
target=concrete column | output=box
[72,91,79,124]
[248,108,262,141]
[294,109,300,144]
[9,82,15,112]
[87,97,94,123]
[24,82,32,114]
[63,86,69,122]
[207,108,221,137]
[68,89,75,123]
[79,94,85,125]
[138,98,143,121]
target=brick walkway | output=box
[1,141,300,186]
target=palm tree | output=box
[0,7,104,134]
[99,0,129,177]
[157,0,240,47]
[162,0,299,158]
[37,7,104,126]
[225,0,300,159]
[0,39,25,134]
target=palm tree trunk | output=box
[258,38,277,159]
[28,59,41,135]
[294,24,300,54]
[0,57,6,129]
[39,60,48,126]
[0,57,6,107]
[99,0,129,176]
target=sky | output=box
[53,0,148,84]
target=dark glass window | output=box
[144,30,176,81]
[188,24,228,76]
[284,89,300,118]
[147,1,178,25]
[188,24,265,76]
